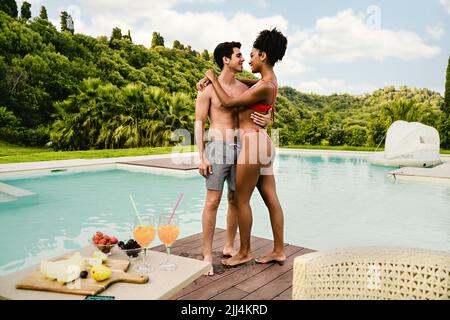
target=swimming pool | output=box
[1,152,449,275]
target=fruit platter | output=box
[15,232,149,296]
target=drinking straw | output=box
[168,192,184,225]
[129,194,143,226]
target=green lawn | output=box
[0,141,195,164]
[282,145,384,152]
[1,141,448,164]
[283,144,450,154]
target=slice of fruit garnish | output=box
[92,251,108,262]
[86,257,102,267]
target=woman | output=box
[205,28,288,267]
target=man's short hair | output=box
[213,41,241,70]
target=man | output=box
[195,42,270,276]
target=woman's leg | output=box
[222,132,261,266]
[255,173,286,264]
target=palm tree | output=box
[51,78,196,150]
[381,99,426,127]
[51,78,121,150]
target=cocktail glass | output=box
[133,214,156,274]
[158,214,180,271]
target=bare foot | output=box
[222,246,237,258]
[203,255,214,276]
[255,251,286,265]
[221,252,253,267]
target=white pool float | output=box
[369,120,442,168]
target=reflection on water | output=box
[252,154,450,253]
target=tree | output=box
[202,49,210,61]
[381,99,424,126]
[60,11,68,32]
[151,32,164,48]
[440,56,450,148]
[0,0,17,18]
[122,29,132,42]
[97,35,108,42]
[39,5,48,20]
[109,27,122,49]
[20,1,31,20]
[344,125,368,146]
[110,27,122,41]
[444,55,450,115]
[173,40,184,50]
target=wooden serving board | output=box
[15,257,149,296]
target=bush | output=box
[0,106,20,127]
[328,127,347,146]
[23,125,50,146]
[344,125,368,146]
[0,107,50,146]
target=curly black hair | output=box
[253,28,287,66]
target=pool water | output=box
[1,154,449,275]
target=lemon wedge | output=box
[86,257,102,267]
[92,251,108,262]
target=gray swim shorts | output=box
[204,140,241,191]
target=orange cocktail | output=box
[133,214,155,274]
[133,225,156,247]
[158,225,179,246]
[158,215,180,271]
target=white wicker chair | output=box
[292,247,450,300]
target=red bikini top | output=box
[248,80,277,113]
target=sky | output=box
[23,0,450,95]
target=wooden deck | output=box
[118,156,198,170]
[150,228,315,300]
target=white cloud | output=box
[290,9,440,63]
[73,0,288,71]
[440,0,450,14]
[277,59,309,76]
[253,0,269,8]
[297,78,378,95]
[21,0,42,5]
[426,22,445,40]
[52,2,441,90]
[141,11,287,52]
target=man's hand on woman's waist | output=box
[250,112,272,127]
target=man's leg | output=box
[202,189,223,275]
[223,189,238,257]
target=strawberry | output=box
[99,238,107,245]
[110,237,118,244]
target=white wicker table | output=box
[293,247,450,300]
